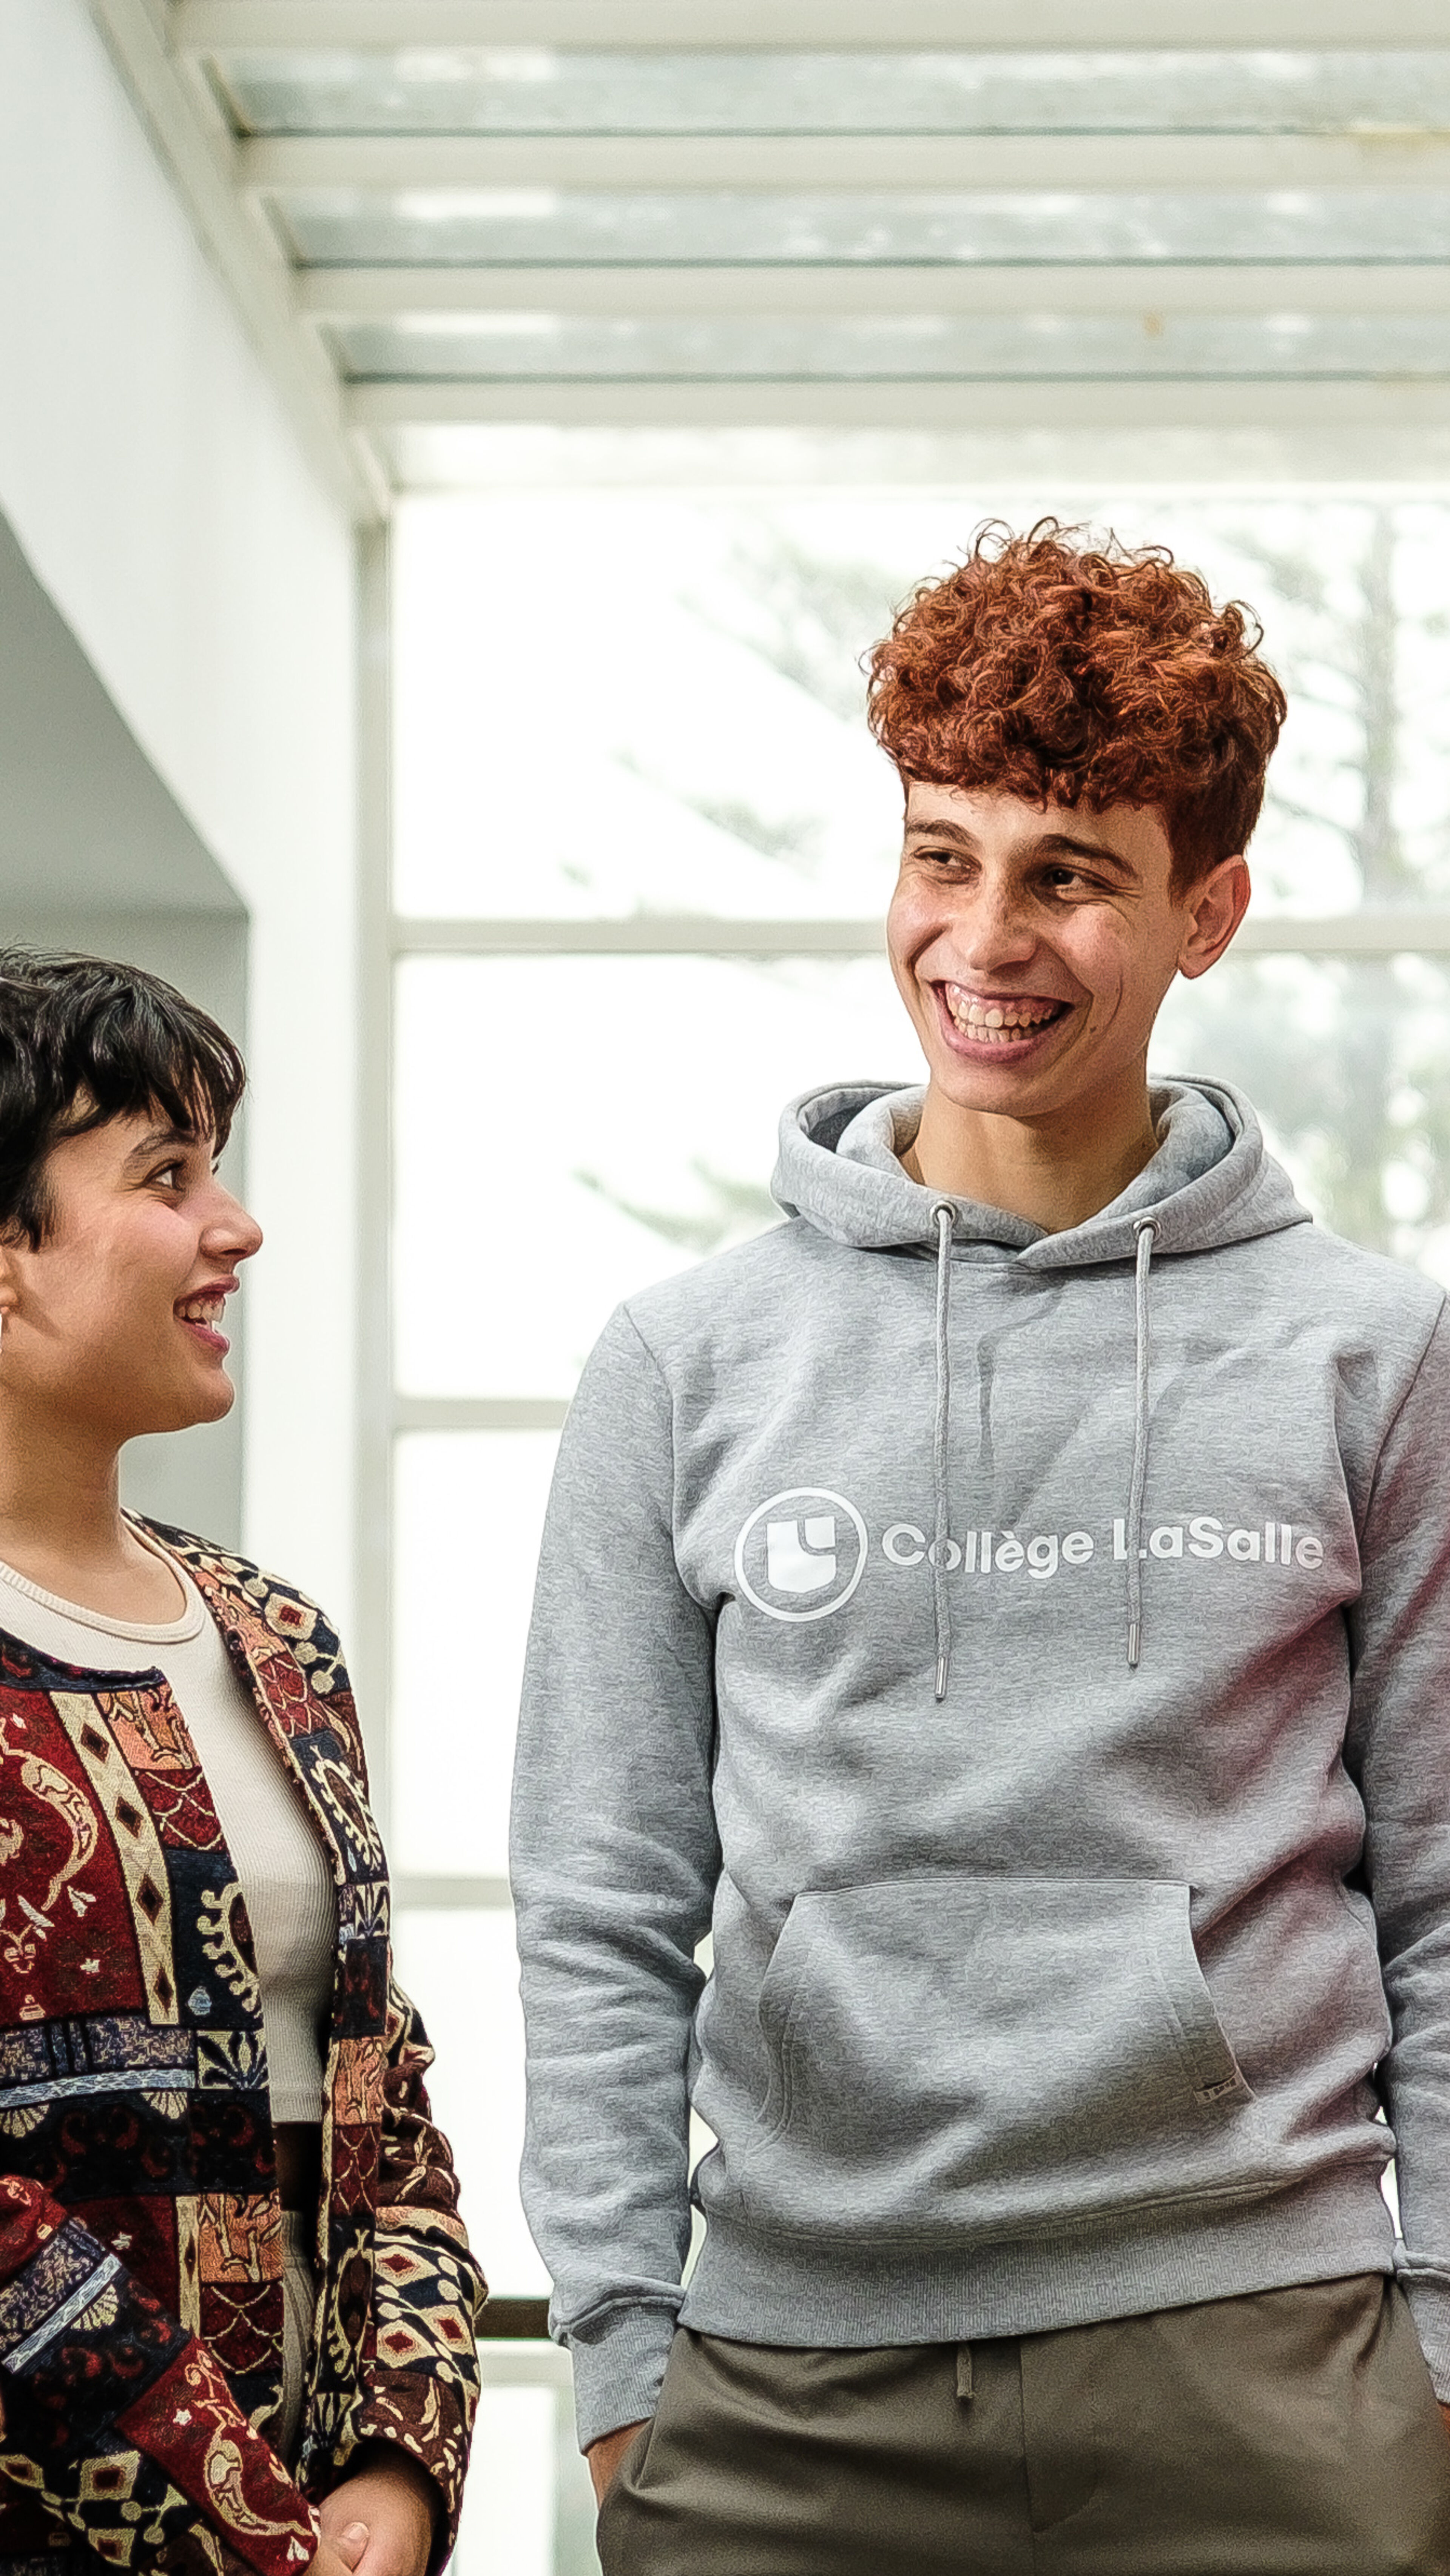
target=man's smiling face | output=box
[887,780,1242,1130]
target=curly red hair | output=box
[867,520,1286,888]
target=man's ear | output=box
[1177,855,1251,982]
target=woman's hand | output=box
[587,2420,650,2508]
[318,2447,439,2576]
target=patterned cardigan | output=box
[0,1521,487,2576]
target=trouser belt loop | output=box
[955,2343,973,2403]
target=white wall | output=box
[0,0,360,1633]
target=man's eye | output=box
[150,1163,185,1189]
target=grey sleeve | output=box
[1346,1297,1450,2397]
[509,1305,721,2453]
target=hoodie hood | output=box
[772,1075,1311,1267]
[773,1076,1312,1688]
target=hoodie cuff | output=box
[1398,2273,1450,2402]
[565,2303,679,2453]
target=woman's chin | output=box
[130,1372,238,1439]
[188,1369,238,1426]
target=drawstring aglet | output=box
[1126,1621,1141,1670]
[935,1655,948,1703]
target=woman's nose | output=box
[208,1191,264,1260]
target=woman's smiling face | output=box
[0,1111,262,1445]
[887,780,1249,1130]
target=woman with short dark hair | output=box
[0,950,485,2576]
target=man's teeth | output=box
[179,1299,223,1325]
[945,989,1062,1042]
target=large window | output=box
[381,474,1450,2573]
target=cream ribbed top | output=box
[0,1542,336,2122]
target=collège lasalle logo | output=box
[733,1491,1327,1624]
[733,1489,869,1623]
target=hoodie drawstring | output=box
[927,1202,1157,1695]
[1125,1217,1158,1670]
[932,1203,955,1703]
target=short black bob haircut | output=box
[0,949,245,1248]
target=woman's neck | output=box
[0,1401,184,1622]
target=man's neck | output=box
[902,1074,1160,1234]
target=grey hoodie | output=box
[511,1078,1450,2452]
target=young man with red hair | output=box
[512,524,1450,2571]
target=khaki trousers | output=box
[597,2276,1450,2575]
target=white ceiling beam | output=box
[389,911,1450,956]
[348,378,1450,430]
[393,916,887,954]
[241,132,1450,194]
[172,2,1450,54]
[297,263,1450,321]
[85,0,386,520]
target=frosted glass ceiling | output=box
[279,192,1450,269]
[335,316,1450,382]
[215,51,1450,136]
[164,10,1450,484]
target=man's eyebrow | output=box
[903,817,1140,879]
[903,817,976,850]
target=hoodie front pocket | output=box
[740,1876,1262,2245]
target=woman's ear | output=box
[0,1242,21,1338]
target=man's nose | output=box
[947,879,1037,973]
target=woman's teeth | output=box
[945,988,1062,1043]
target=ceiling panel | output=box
[98,5,1450,500]
[213,49,1450,137]
[332,314,1450,382]
[271,190,1450,270]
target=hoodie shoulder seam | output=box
[1356,1284,1450,1542]
[616,1298,675,1397]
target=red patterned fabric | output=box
[0,1522,487,2576]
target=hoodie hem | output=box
[680,2172,1396,2350]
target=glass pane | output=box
[393,490,903,920]
[392,1905,548,2294]
[393,953,919,1397]
[276,189,1450,268]
[393,1430,558,1879]
[450,2374,598,2576]
[456,2388,555,2576]
[219,49,1450,138]
[341,313,1450,384]
[1154,951,1450,1276]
